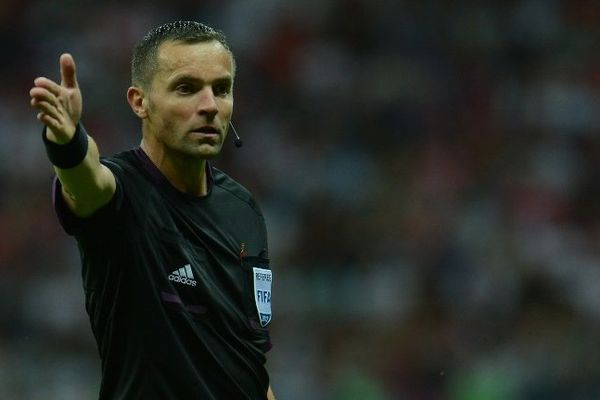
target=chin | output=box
[191,144,223,159]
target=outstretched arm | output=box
[30,53,116,217]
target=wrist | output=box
[45,125,76,145]
[42,123,89,169]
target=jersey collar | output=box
[132,147,214,197]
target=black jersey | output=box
[53,148,273,400]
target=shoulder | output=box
[211,166,264,217]
[100,149,138,174]
[97,149,157,208]
[100,149,152,188]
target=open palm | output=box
[30,53,82,144]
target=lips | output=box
[191,126,219,134]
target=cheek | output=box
[155,101,195,129]
[174,99,197,114]
[162,100,194,118]
[219,100,234,119]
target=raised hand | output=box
[30,53,82,144]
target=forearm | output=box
[50,126,116,217]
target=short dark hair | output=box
[131,20,234,88]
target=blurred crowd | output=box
[2,0,600,398]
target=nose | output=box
[197,87,218,117]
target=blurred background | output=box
[2,0,600,398]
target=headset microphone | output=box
[229,121,243,148]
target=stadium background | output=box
[2,0,600,398]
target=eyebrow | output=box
[170,74,233,85]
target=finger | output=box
[33,77,62,97]
[30,87,58,104]
[60,53,78,89]
[31,99,63,118]
[32,99,60,119]
[37,112,60,129]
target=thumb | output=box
[60,53,78,89]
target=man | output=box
[29,21,276,399]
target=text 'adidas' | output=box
[168,264,197,286]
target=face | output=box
[141,40,234,160]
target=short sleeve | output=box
[52,159,125,236]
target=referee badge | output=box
[252,267,273,327]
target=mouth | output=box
[190,126,220,136]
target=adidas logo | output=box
[168,264,197,286]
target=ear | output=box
[127,86,148,118]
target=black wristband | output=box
[42,124,89,169]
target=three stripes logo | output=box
[168,264,197,286]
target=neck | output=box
[140,139,209,196]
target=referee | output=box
[29,21,276,400]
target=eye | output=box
[213,83,231,97]
[175,83,195,94]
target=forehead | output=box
[155,40,234,81]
